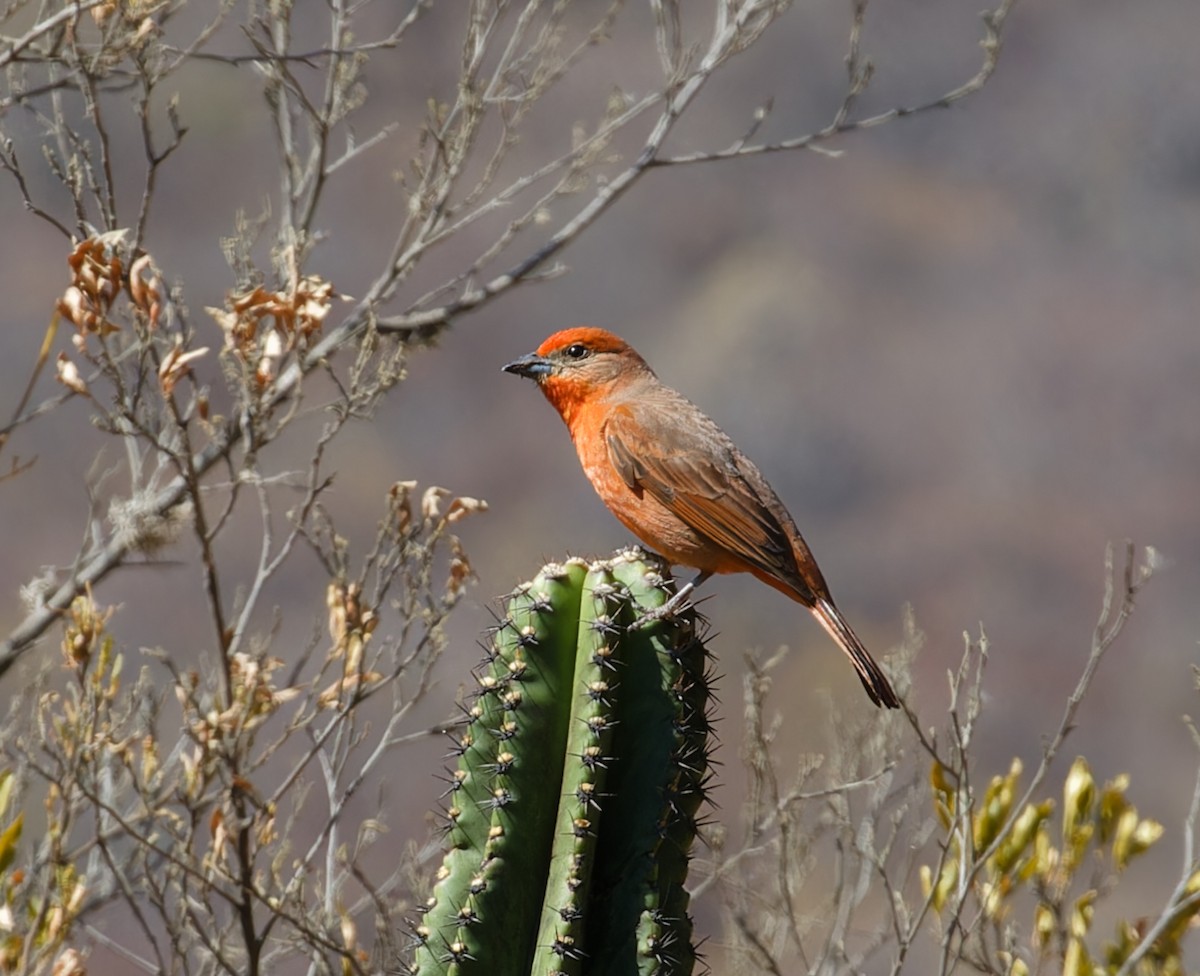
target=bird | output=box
[502,327,899,709]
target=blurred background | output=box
[1,0,1198,966]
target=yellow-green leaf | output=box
[0,815,23,875]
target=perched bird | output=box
[503,327,899,709]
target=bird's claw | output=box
[631,581,694,628]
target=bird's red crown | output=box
[536,327,631,358]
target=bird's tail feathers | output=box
[811,599,900,709]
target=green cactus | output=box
[410,548,714,976]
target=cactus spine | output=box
[411,549,714,976]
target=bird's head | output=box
[503,327,653,421]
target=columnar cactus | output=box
[409,548,715,976]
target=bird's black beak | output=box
[502,352,553,380]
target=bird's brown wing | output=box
[604,400,801,588]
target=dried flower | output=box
[422,485,450,521]
[389,480,418,534]
[207,274,337,388]
[317,672,383,709]
[446,496,488,523]
[447,539,474,598]
[56,235,126,337]
[62,592,115,670]
[55,354,89,396]
[51,947,86,976]
[129,253,167,330]
[159,341,209,395]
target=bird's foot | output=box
[631,581,695,628]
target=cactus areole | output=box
[409,549,714,976]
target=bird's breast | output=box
[570,417,737,572]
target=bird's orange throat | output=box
[538,376,591,431]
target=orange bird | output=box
[503,327,899,709]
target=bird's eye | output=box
[564,343,590,360]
